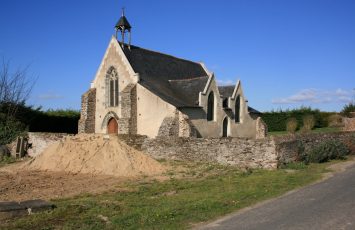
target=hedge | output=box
[261,107,334,132]
[1,104,80,134]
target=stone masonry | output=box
[256,117,267,139]
[117,131,354,169]
[140,137,278,169]
[78,88,96,133]
[275,132,355,165]
[343,117,355,131]
[118,84,137,134]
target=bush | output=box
[301,115,315,132]
[295,141,306,162]
[341,102,355,118]
[286,117,298,133]
[306,140,350,164]
[328,114,343,127]
[0,113,26,145]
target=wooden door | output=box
[107,118,118,134]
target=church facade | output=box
[78,13,266,139]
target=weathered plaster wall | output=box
[181,78,258,138]
[91,37,138,134]
[136,84,177,138]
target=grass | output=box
[269,127,341,136]
[1,161,333,230]
[0,155,17,167]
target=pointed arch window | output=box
[235,95,240,123]
[106,67,119,107]
[222,117,228,137]
[207,91,214,121]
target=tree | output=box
[0,58,36,117]
[0,57,37,145]
[341,102,355,118]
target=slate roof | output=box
[218,86,261,114]
[122,44,208,108]
[248,106,262,114]
[218,86,235,98]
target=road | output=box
[198,162,355,230]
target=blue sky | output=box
[0,0,354,112]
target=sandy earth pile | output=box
[24,134,166,177]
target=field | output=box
[0,160,336,230]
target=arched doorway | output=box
[107,118,118,134]
[222,117,228,137]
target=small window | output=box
[222,117,228,137]
[235,95,240,123]
[223,98,228,108]
[207,92,214,121]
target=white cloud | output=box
[272,88,354,104]
[37,93,64,100]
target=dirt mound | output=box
[24,134,166,177]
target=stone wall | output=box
[275,132,355,165]
[140,137,278,169]
[157,111,197,137]
[78,88,96,133]
[343,118,355,131]
[118,84,136,134]
[157,112,179,137]
[256,117,267,139]
[27,132,71,157]
[118,131,354,169]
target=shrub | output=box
[301,115,315,132]
[286,117,298,133]
[328,114,343,127]
[295,141,306,162]
[306,140,350,164]
[0,113,26,145]
[341,102,355,118]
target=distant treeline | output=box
[261,107,334,132]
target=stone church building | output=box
[78,12,266,139]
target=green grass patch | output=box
[0,155,16,167]
[1,162,331,230]
[269,127,341,136]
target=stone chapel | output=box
[78,11,267,139]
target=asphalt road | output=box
[198,163,355,230]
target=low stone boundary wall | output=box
[18,131,354,169]
[343,117,355,131]
[120,132,354,169]
[275,132,355,165]
[140,137,278,169]
[27,132,71,157]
